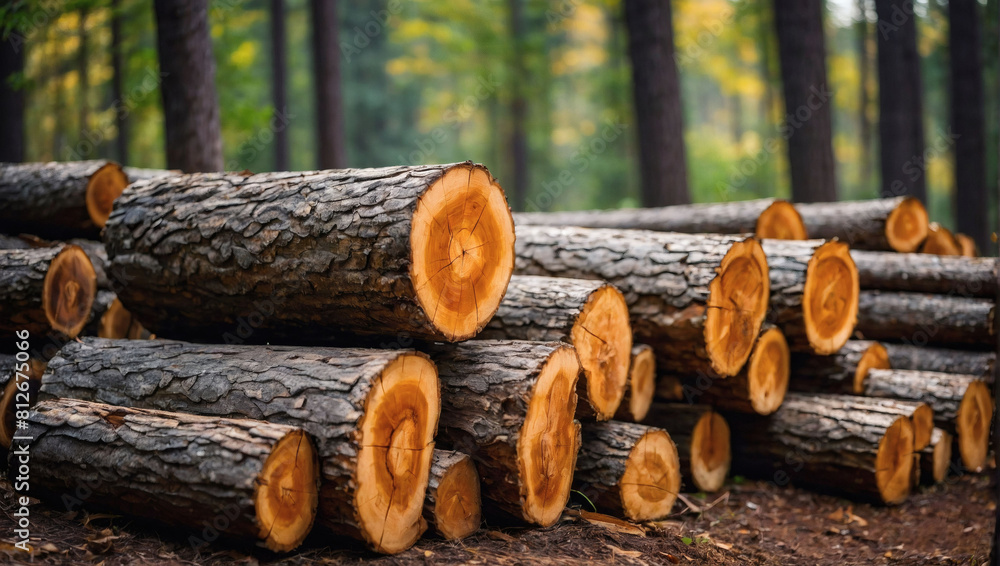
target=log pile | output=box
[1,165,995,558]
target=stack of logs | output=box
[0,161,995,556]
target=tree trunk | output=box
[12,398,319,552]
[793,197,929,252]
[918,428,952,485]
[614,344,656,422]
[851,250,997,297]
[38,338,441,554]
[728,393,915,504]
[515,226,769,377]
[862,368,993,472]
[515,198,806,240]
[920,222,963,256]
[874,0,926,202]
[763,240,859,354]
[786,392,934,450]
[111,0,128,165]
[153,0,223,172]
[311,0,347,168]
[479,275,632,421]
[855,291,995,347]
[574,421,680,522]
[790,340,890,395]
[949,0,988,251]
[102,163,515,344]
[0,23,24,163]
[423,450,481,541]
[883,343,995,379]
[428,340,581,527]
[0,245,97,340]
[858,0,873,187]
[772,0,837,202]
[270,0,289,171]
[642,403,731,493]
[623,0,690,206]
[77,7,90,145]
[507,0,528,211]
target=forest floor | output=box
[0,472,994,566]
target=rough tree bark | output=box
[642,403,731,492]
[423,450,481,540]
[311,0,347,168]
[793,197,929,252]
[782,392,935,451]
[153,0,223,172]
[855,291,995,347]
[851,250,997,297]
[39,338,441,554]
[102,163,515,344]
[623,0,690,206]
[883,343,995,379]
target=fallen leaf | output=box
[714,541,734,550]
[82,513,121,528]
[424,550,434,557]
[827,507,845,521]
[605,544,642,558]
[484,530,516,543]
[85,529,119,555]
[580,510,646,537]
[884,551,892,558]
[659,552,681,564]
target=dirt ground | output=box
[0,472,994,566]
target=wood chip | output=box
[580,510,646,537]
[605,544,643,558]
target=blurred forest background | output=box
[0,0,997,239]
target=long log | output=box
[791,340,890,395]
[0,161,174,239]
[763,239,859,354]
[883,343,995,378]
[614,344,656,422]
[920,222,962,255]
[862,368,993,472]
[642,403,731,492]
[428,340,581,527]
[514,198,807,240]
[793,196,929,252]
[10,398,319,552]
[479,275,631,420]
[783,393,934,451]
[851,250,996,297]
[855,291,995,347]
[728,393,915,504]
[38,338,440,554]
[574,421,680,522]
[918,428,953,485]
[423,450,481,540]
[0,245,97,341]
[103,163,516,343]
[514,226,769,377]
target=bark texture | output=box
[855,291,995,347]
[794,197,925,252]
[862,368,982,432]
[0,161,116,239]
[0,246,95,340]
[851,250,996,297]
[883,343,995,379]
[791,340,886,395]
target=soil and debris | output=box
[0,472,993,565]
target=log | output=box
[479,275,632,420]
[790,340,890,395]
[0,356,44,451]
[11,398,319,552]
[514,198,807,240]
[0,235,112,290]
[728,394,915,504]
[103,163,516,343]
[850,250,996,297]
[763,239,859,354]
[883,343,995,379]
[792,196,929,252]
[38,338,440,554]
[920,222,962,255]
[614,344,656,422]
[855,291,994,347]
[423,449,481,540]
[0,161,173,238]
[83,292,152,339]
[642,403,731,492]
[918,428,953,485]
[862,368,993,472]
[0,245,97,340]
[574,421,680,522]
[782,393,934,451]
[428,340,581,527]
[663,325,790,415]
[515,226,769,377]
[955,233,979,257]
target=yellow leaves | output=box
[229,41,258,69]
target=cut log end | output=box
[802,241,858,354]
[874,416,914,505]
[625,345,656,422]
[0,360,45,448]
[620,429,681,522]
[957,380,993,472]
[746,326,789,415]
[690,411,731,492]
[929,430,953,484]
[43,244,98,337]
[255,429,320,552]
[885,197,929,253]
[920,223,962,256]
[85,162,129,228]
[954,233,979,257]
[756,200,807,240]
[910,404,935,452]
[705,238,769,376]
[433,455,482,540]
[355,353,440,554]
[518,346,581,527]
[572,284,632,420]
[410,164,515,342]
[853,342,890,394]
